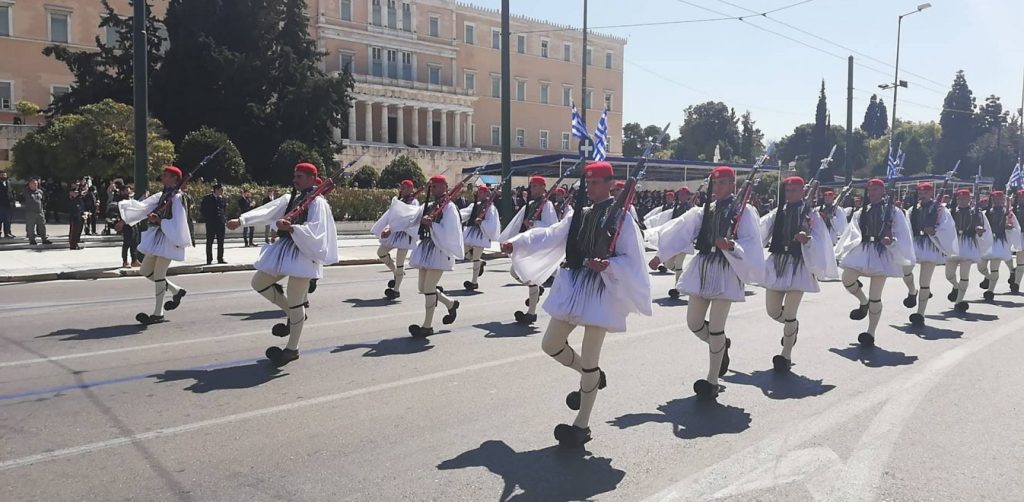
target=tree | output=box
[11,99,175,180]
[177,127,248,184]
[378,155,426,189]
[673,102,740,161]
[270,140,324,185]
[977,94,1009,133]
[936,70,978,169]
[738,111,764,163]
[14,101,41,124]
[43,0,165,116]
[351,165,380,189]
[153,0,354,182]
[622,122,644,157]
[810,81,830,180]
[860,94,889,139]
[875,98,889,138]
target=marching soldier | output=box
[945,189,992,312]
[901,182,958,327]
[647,186,695,299]
[817,190,848,246]
[978,191,1020,299]
[497,176,557,325]
[371,180,421,299]
[461,185,500,291]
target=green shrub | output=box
[378,155,425,188]
[350,165,379,189]
[177,127,248,184]
[270,141,324,186]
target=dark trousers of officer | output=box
[122,225,140,263]
[206,224,225,263]
[243,226,255,246]
[69,217,84,249]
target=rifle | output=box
[282,154,365,224]
[408,165,453,201]
[972,164,983,219]
[474,189,496,225]
[728,142,776,239]
[800,145,836,232]
[689,179,709,207]
[152,147,223,219]
[600,122,671,257]
[427,165,486,220]
[527,158,587,225]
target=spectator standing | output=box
[0,170,14,238]
[68,185,85,250]
[239,190,256,247]
[83,186,99,235]
[200,184,227,264]
[22,178,52,245]
[261,189,278,244]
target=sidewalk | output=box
[0,237,505,283]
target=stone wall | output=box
[336,143,531,178]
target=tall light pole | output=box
[883,3,931,141]
[132,0,148,198]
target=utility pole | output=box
[499,0,512,222]
[132,0,148,199]
[581,0,588,127]
[846,56,854,183]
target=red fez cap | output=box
[614,181,626,189]
[867,178,885,188]
[529,176,546,186]
[917,182,934,191]
[783,176,805,186]
[429,175,447,184]
[476,185,490,194]
[400,179,414,188]
[555,187,567,195]
[665,190,676,197]
[584,161,614,179]
[991,190,1005,197]
[1018,189,1024,197]
[956,189,971,197]
[679,186,692,194]
[823,190,836,197]
[163,166,183,178]
[295,163,318,176]
[711,166,735,179]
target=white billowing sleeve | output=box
[290,197,340,265]
[890,208,916,266]
[604,216,653,317]
[830,209,849,242]
[643,208,668,229]
[835,210,863,263]
[498,206,528,242]
[371,198,422,237]
[977,211,994,258]
[481,205,501,241]
[239,194,290,227]
[806,210,838,280]
[758,211,776,248]
[432,203,466,260]
[721,205,766,285]
[1006,212,1023,252]
[507,214,572,285]
[933,206,959,256]
[163,194,193,249]
[538,200,558,228]
[653,206,702,260]
[459,204,474,223]
[118,192,162,226]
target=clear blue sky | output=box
[472,0,1024,141]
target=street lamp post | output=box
[886,3,931,140]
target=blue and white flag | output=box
[886,143,904,179]
[570,103,591,142]
[1007,159,1023,190]
[593,108,609,161]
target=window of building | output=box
[372,0,382,26]
[464,71,476,94]
[491,126,500,146]
[563,42,571,62]
[516,34,525,54]
[428,15,440,37]
[516,128,525,147]
[371,47,383,77]
[539,83,549,105]
[491,75,501,98]
[0,4,10,37]
[604,93,613,111]
[104,22,119,48]
[0,81,12,110]
[491,28,500,49]
[49,10,70,43]
[340,0,352,21]
[583,88,592,109]
[540,39,549,58]
[401,52,413,80]
[0,149,9,161]
[386,0,397,29]
[561,132,571,151]
[340,52,355,72]
[540,130,549,150]
[464,23,475,44]
[50,85,70,103]
[401,2,412,31]
[428,64,441,85]
[605,51,613,69]
[606,135,613,152]
[562,86,572,107]
[585,47,592,66]
[386,49,399,79]
[515,80,525,101]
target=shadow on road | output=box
[653,297,688,308]
[222,310,286,321]
[928,310,999,322]
[891,323,964,341]
[607,395,752,440]
[475,321,540,338]
[332,336,433,357]
[343,298,399,308]
[38,324,146,341]
[829,344,918,368]
[722,370,835,400]
[983,299,1024,308]
[447,289,485,298]
[150,360,286,393]
[437,440,625,502]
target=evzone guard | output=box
[817,189,848,246]
[944,189,992,312]
[227,162,339,366]
[1013,189,1024,292]
[497,176,558,325]
[649,165,765,400]
[460,185,500,291]
[501,161,651,447]
[371,180,420,300]
[834,178,915,346]
[977,191,1020,299]
[646,186,695,300]
[552,187,574,221]
[901,182,958,327]
[117,165,192,325]
[757,176,837,371]
[405,175,465,338]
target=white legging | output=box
[766,290,803,360]
[945,260,973,303]
[378,245,409,291]
[140,254,181,317]
[466,246,484,283]
[842,269,886,335]
[418,268,454,328]
[978,258,1013,292]
[540,318,607,429]
[686,296,732,385]
[251,271,310,351]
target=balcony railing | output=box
[346,72,473,97]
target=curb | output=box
[0,252,508,284]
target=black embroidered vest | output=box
[563,198,615,269]
[768,202,803,257]
[695,196,734,254]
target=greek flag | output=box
[887,143,905,179]
[570,103,591,142]
[1007,159,1023,190]
[593,108,609,161]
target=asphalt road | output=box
[1,257,1023,501]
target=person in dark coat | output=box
[68,185,85,250]
[239,190,256,247]
[0,170,14,238]
[200,184,227,264]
